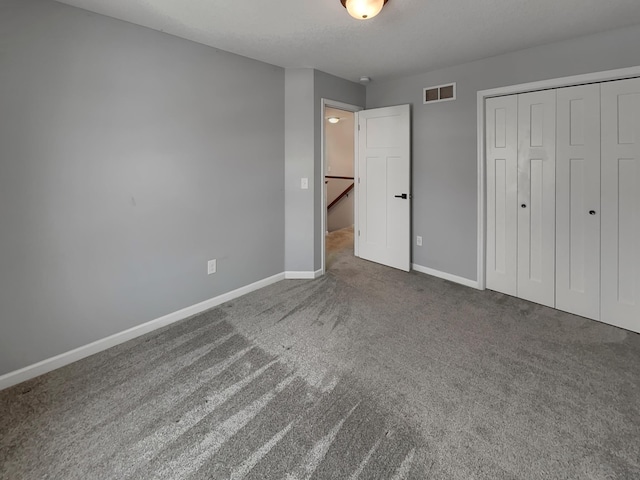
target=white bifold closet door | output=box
[555,84,601,320]
[601,77,640,332]
[485,96,518,296]
[486,77,640,333]
[517,90,557,308]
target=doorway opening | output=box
[321,99,362,274]
[325,107,355,271]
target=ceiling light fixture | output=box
[327,117,341,124]
[340,0,389,20]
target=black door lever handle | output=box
[395,194,408,199]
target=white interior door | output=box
[601,77,640,333]
[357,104,411,272]
[486,95,518,295]
[517,90,557,307]
[556,84,601,320]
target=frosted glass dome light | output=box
[341,0,388,20]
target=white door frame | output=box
[320,98,364,276]
[476,65,640,290]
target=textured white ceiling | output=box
[54,0,640,82]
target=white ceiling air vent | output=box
[423,82,456,104]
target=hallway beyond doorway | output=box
[325,225,353,271]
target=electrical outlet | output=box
[207,259,217,275]
[416,236,423,247]
[301,177,309,189]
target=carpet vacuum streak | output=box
[1,227,640,479]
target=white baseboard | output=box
[284,269,323,280]
[0,272,286,391]
[412,264,480,290]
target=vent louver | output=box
[423,83,456,104]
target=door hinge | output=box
[358,177,360,184]
[358,124,361,131]
[358,230,361,236]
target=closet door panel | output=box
[556,84,601,320]
[486,96,518,295]
[517,90,557,307]
[601,78,640,333]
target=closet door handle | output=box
[589,210,597,215]
[521,204,527,208]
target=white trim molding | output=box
[412,264,480,289]
[0,272,286,391]
[476,65,640,293]
[284,269,323,280]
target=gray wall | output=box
[284,69,315,273]
[367,23,640,281]
[0,0,285,375]
[284,69,364,272]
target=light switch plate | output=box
[301,178,309,189]
[207,259,217,275]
